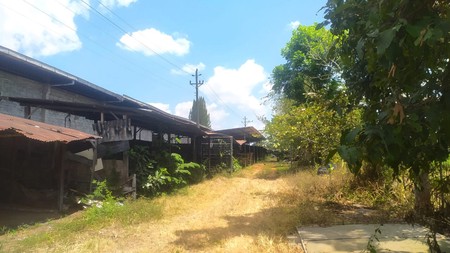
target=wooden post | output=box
[55,142,65,212]
[229,136,233,173]
[208,137,211,172]
[89,141,97,193]
[132,173,136,200]
[24,105,31,119]
[123,141,129,182]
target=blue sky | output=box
[0,0,326,130]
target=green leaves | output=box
[376,27,397,55]
[271,23,341,102]
[265,98,361,165]
[338,145,362,173]
[323,0,450,180]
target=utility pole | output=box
[190,68,204,127]
[242,116,253,127]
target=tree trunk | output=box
[414,171,433,216]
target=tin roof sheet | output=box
[0,113,100,143]
[216,126,265,142]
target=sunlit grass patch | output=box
[1,198,163,252]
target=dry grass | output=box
[0,161,392,253]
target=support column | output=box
[55,142,65,212]
[229,136,233,173]
[123,149,129,180]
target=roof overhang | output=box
[0,112,100,143]
[2,96,208,137]
[215,126,265,143]
[0,46,123,103]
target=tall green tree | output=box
[189,96,211,128]
[268,24,359,163]
[271,24,341,103]
[322,0,450,215]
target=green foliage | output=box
[268,23,361,165]
[128,145,155,191]
[271,23,341,103]
[142,168,172,196]
[322,0,450,176]
[232,156,242,171]
[265,98,361,165]
[189,96,211,127]
[130,145,204,196]
[81,180,116,204]
[180,162,205,184]
[78,180,126,224]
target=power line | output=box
[202,85,243,119]
[92,0,193,76]
[20,0,187,92]
[79,0,191,75]
[2,1,255,125]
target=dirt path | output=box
[118,163,299,253]
[1,163,303,253]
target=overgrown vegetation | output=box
[129,145,205,197]
[265,2,450,248]
[320,1,450,244]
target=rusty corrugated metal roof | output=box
[216,126,265,143]
[0,113,100,143]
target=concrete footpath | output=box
[297,224,450,253]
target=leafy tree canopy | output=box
[322,0,450,178]
[265,97,361,164]
[267,24,360,164]
[271,23,341,103]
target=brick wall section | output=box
[0,70,96,134]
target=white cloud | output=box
[0,0,87,57]
[174,100,229,129]
[171,62,206,75]
[289,21,300,30]
[117,28,191,56]
[206,102,229,129]
[174,101,193,120]
[200,59,270,130]
[148,102,171,113]
[99,0,137,8]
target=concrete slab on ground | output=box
[298,223,450,253]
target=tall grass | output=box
[279,163,411,227]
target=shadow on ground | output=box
[172,205,297,250]
[0,206,81,233]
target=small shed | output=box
[216,127,267,166]
[0,113,100,211]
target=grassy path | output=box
[1,162,336,252]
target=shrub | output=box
[180,162,205,184]
[232,156,242,171]
[132,148,205,196]
[80,180,125,222]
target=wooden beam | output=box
[55,142,65,212]
[24,105,31,119]
[65,152,93,166]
